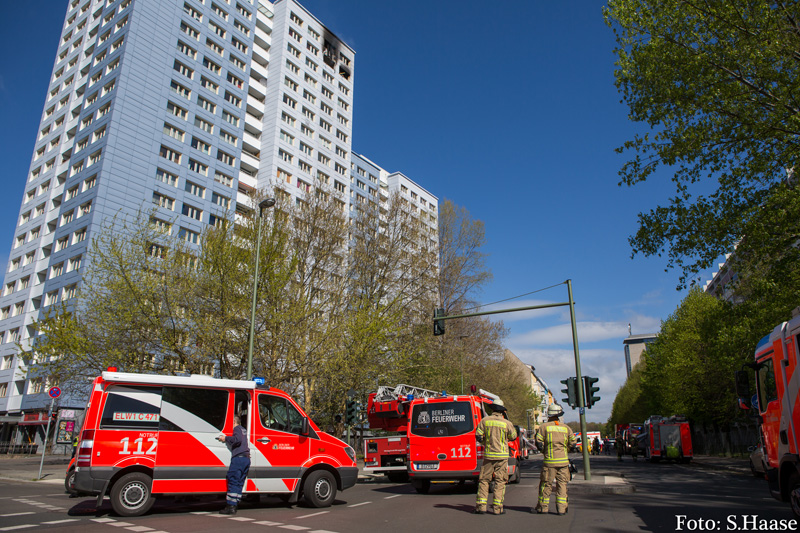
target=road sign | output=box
[48,387,61,399]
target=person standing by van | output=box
[217,415,250,515]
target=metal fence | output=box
[0,442,39,455]
[690,421,759,457]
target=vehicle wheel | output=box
[303,470,336,508]
[110,472,155,517]
[387,472,409,483]
[789,472,800,519]
[510,467,521,484]
[411,479,431,494]
[65,467,77,496]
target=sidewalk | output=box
[0,453,71,485]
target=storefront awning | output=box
[18,413,48,426]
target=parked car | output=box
[749,444,767,477]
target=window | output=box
[227,72,243,89]
[299,160,312,174]
[336,129,348,142]
[80,201,93,217]
[182,203,202,220]
[170,80,191,99]
[306,42,318,56]
[217,150,235,166]
[159,145,181,164]
[283,94,297,109]
[335,162,346,175]
[224,91,241,107]
[258,394,305,435]
[277,169,291,183]
[318,153,330,166]
[215,171,233,187]
[195,116,214,133]
[222,110,239,126]
[320,119,331,133]
[317,171,329,184]
[183,2,202,22]
[319,136,331,150]
[167,101,188,119]
[284,77,298,91]
[153,192,175,210]
[286,60,299,74]
[220,130,237,146]
[198,96,216,113]
[300,124,314,138]
[303,90,316,104]
[74,228,87,243]
[308,27,320,41]
[100,385,162,430]
[281,112,296,127]
[51,263,65,277]
[233,19,249,35]
[209,21,226,38]
[302,107,315,120]
[56,236,69,251]
[68,255,82,271]
[231,37,247,54]
[190,136,211,154]
[29,378,45,394]
[180,21,200,40]
[93,126,107,142]
[206,38,224,56]
[179,227,200,244]
[335,146,347,158]
[337,114,349,126]
[305,58,317,72]
[188,158,209,176]
[287,44,300,58]
[323,71,334,83]
[321,86,333,99]
[290,11,303,26]
[211,192,230,208]
[160,386,228,431]
[163,123,185,141]
[338,98,350,111]
[321,102,332,115]
[64,284,77,300]
[300,142,313,156]
[173,60,194,79]
[203,56,221,74]
[185,180,206,198]
[279,150,293,163]
[98,102,111,117]
[280,130,295,145]
[62,210,75,225]
[212,2,228,20]
[288,27,301,42]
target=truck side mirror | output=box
[734,370,752,399]
[300,417,310,436]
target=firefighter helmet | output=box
[547,404,564,418]
[491,399,507,412]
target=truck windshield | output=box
[410,401,473,437]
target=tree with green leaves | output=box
[605,1,800,287]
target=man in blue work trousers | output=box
[217,415,251,515]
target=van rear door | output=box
[408,400,478,474]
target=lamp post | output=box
[458,335,469,394]
[247,198,276,380]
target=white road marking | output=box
[91,518,118,523]
[0,513,35,518]
[383,494,401,499]
[124,526,155,532]
[42,520,81,525]
[253,521,283,526]
[108,522,134,527]
[347,501,371,508]
[228,517,255,521]
[0,526,36,531]
[278,526,309,531]
[295,511,329,519]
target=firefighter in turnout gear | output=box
[474,399,517,515]
[533,404,576,515]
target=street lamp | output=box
[247,197,276,380]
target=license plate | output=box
[415,462,439,471]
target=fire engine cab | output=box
[72,370,357,516]
[365,385,520,493]
[736,307,800,518]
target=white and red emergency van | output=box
[736,307,800,518]
[641,415,693,462]
[71,370,358,516]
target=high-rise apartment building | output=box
[0,0,436,449]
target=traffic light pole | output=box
[433,279,592,480]
[567,279,591,480]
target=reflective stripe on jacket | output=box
[535,421,575,467]
[476,413,517,460]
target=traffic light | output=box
[560,377,578,408]
[583,376,600,408]
[433,308,446,336]
[345,399,355,424]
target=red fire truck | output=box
[365,385,521,492]
[641,415,693,462]
[70,370,357,516]
[735,307,800,518]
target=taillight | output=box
[76,429,95,468]
[476,444,484,459]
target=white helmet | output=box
[547,404,564,418]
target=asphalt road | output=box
[0,455,796,532]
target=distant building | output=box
[623,333,658,376]
[502,349,553,429]
[703,252,742,303]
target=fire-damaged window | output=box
[323,39,337,68]
[410,401,474,438]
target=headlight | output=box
[345,446,356,462]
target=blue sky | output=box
[0,0,706,424]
